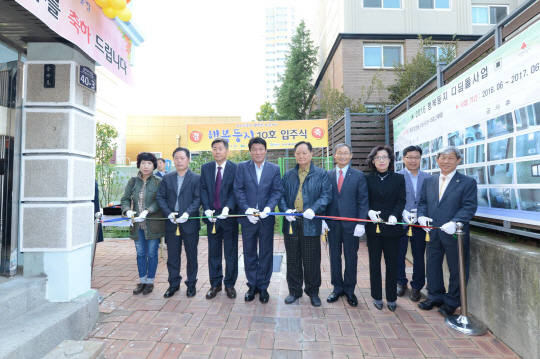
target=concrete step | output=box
[0,290,99,359]
[0,276,47,324]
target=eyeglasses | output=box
[374,156,390,161]
[335,153,351,157]
[404,156,421,160]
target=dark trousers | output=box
[284,218,321,297]
[165,230,199,288]
[328,221,359,295]
[241,221,274,290]
[397,226,427,290]
[426,234,470,308]
[207,222,239,288]
[367,234,399,302]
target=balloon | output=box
[95,0,110,8]
[102,7,117,18]
[116,7,132,22]
[110,0,126,10]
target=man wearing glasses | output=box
[396,145,430,302]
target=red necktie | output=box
[337,170,344,193]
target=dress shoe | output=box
[438,303,457,317]
[397,284,407,297]
[245,286,259,302]
[225,287,237,299]
[143,284,154,295]
[410,288,421,302]
[418,298,443,311]
[206,286,222,299]
[346,294,358,307]
[187,287,197,298]
[259,289,270,303]
[133,283,145,295]
[310,296,322,307]
[164,285,180,298]
[373,301,383,310]
[388,303,397,312]
[327,292,344,303]
[284,294,301,304]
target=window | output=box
[419,0,450,9]
[266,51,275,54]
[532,164,540,177]
[424,46,444,61]
[472,6,508,25]
[364,45,402,68]
[364,0,401,8]
[277,36,287,39]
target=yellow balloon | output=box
[116,7,132,22]
[102,7,117,18]
[110,0,126,10]
[95,0,110,8]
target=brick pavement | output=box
[88,236,518,358]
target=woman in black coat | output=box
[365,145,406,312]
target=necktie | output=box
[213,166,222,210]
[337,170,344,193]
[439,176,447,200]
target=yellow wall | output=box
[126,115,241,162]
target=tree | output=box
[95,122,121,206]
[319,81,367,123]
[274,20,318,120]
[387,36,458,105]
[256,102,277,121]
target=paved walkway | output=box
[88,236,518,358]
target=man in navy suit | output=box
[155,158,167,178]
[157,147,201,299]
[397,145,431,302]
[324,143,369,307]
[233,137,282,303]
[200,138,239,300]
[417,146,477,317]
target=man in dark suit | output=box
[200,138,239,300]
[324,143,369,307]
[155,158,167,178]
[157,147,201,298]
[233,137,282,303]
[417,146,477,317]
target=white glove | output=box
[134,210,148,223]
[368,210,381,222]
[353,224,365,237]
[285,209,297,222]
[322,220,329,232]
[168,212,178,224]
[177,212,189,224]
[125,210,136,218]
[418,216,433,233]
[441,221,457,235]
[259,207,271,219]
[205,209,216,223]
[387,215,397,226]
[303,208,315,220]
[217,207,229,220]
[402,210,412,224]
[246,208,259,224]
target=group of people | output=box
[120,136,477,317]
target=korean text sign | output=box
[16,0,133,85]
[187,120,329,151]
[392,20,540,226]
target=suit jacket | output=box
[325,167,369,234]
[233,160,282,228]
[365,171,406,237]
[157,169,201,234]
[398,169,430,212]
[200,160,238,227]
[155,171,167,178]
[417,172,477,245]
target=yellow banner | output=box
[186,120,328,151]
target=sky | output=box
[127,0,311,122]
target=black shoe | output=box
[397,284,407,297]
[346,294,358,307]
[206,286,222,299]
[259,289,270,303]
[310,296,321,307]
[388,303,397,312]
[187,287,196,298]
[418,298,443,311]
[284,294,301,304]
[225,287,237,299]
[438,303,457,317]
[373,301,383,310]
[142,284,154,295]
[245,286,259,302]
[133,283,145,295]
[410,288,421,302]
[327,292,344,303]
[164,285,180,298]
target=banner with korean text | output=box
[187,120,328,151]
[16,0,133,84]
[393,21,540,226]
